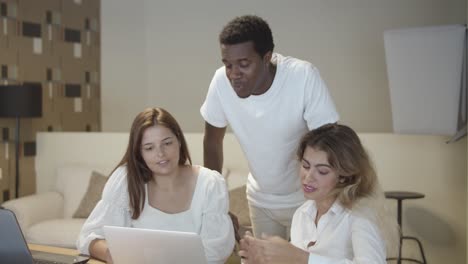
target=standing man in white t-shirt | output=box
[200,15,339,240]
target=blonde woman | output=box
[239,123,398,264]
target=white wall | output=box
[362,135,466,263]
[101,0,466,132]
[101,0,149,131]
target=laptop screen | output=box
[0,208,89,264]
[0,208,35,264]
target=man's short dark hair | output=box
[219,15,275,57]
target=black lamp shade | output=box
[0,84,42,118]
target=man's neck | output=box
[253,62,277,95]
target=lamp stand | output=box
[0,84,43,199]
[14,116,20,198]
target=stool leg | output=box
[417,238,427,264]
[397,200,402,227]
[397,200,402,264]
[402,236,427,264]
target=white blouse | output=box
[290,200,386,264]
[76,165,235,264]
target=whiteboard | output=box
[384,24,465,135]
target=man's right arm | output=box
[203,122,227,173]
[204,122,242,241]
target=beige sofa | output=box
[0,165,115,248]
[1,132,466,264]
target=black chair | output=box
[385,191,427,264]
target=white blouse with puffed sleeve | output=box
[76,165,235,264]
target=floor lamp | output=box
[0,84,42,198]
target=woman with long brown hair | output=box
[77,107,234,263]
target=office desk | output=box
[29,243,241,264]
[28,244,104,264]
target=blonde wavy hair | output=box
[297,123,399,255]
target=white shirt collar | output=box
[302,199,345,218]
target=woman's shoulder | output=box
[107,165,128,184]
[102,165,129,198]
[195,166,227,192]
[197,166,225,180]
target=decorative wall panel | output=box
[0,0,100,201]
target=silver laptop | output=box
[103,225,208,264]
[0,208,89,264]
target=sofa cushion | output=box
[73,171,108,218]
[56,166,107,218]
[26,218,86,249]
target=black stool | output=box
[385,191,427,264]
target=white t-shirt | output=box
[200,53,339,209]
[76,165,234,264]
[291,200,386,264]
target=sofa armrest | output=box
[2,191,64,230]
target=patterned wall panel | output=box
[0,0,100,202]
